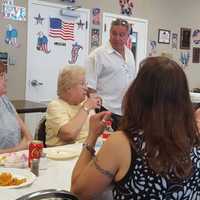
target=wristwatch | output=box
[82,105,90,114]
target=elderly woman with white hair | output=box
[45,65,101,147]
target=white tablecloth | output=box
[0,143,113,200]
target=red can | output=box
[28,140,43,167]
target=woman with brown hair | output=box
[0,61,32,154]
[71,57,200,200]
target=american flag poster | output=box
[49,18,75,41]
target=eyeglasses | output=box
[111,18,129,27]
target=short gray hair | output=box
[57,64,85,98]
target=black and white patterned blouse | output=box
[112,131,200,200]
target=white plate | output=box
[46,149,79,160]
[0,168,36,189]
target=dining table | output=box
[0,143,113,200]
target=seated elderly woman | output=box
[45,65,101,147]
[0,61,32,154]
[71,57,200,200]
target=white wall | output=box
[1,0,200,100]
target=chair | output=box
[35,116,47,147]
[16,189,79,200]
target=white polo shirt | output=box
[86,42,136,115]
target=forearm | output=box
[71,134,97,185]
[59,108,90,141]
[0,137,29,154]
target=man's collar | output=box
[105,42,115,54]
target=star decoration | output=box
[34,13,44,25]
[77,19,85,30]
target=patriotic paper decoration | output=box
[34,13,44,25]
[92,8,100,25]
[49,18,74,41]
[77,19,85,30]
[119,0,134,16]
[68,42,83,64]
[2,1,26,21]
[36,32,50,54]
[5,24,20,48]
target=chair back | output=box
[16,189,79,200]
[35,116,47,147]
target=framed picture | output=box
[180,28,191,49]
[192,47,200,63]
[158,29,171,44]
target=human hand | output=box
[84,94,102,110]
[195,108,200,133]
[88,111,111,139]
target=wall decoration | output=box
[180,28,191,49]
[0,52,8,72]
[2,0,14,5]
[126,32,137,59]
[119,0,134,16]
[172,33,178,49]
[76,19,85,30]
[68,42,83,64]
[54,42,66,46]
[158,29,171,44]
[2,2,26,21]
[36,31,51,54]
[192,47,200,63]
[61,0,76,3]
[92,8,100,25]
[180,51,190,68]
[149,40,157,56]
[34,13,44,25]
[91,28,100,48]
[49,18,75,41]
[5,24,20,48]
[192,29,200,45]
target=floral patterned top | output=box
[112,131,200,200]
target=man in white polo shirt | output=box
[86,18,136,130]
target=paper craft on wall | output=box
[49,18,75,41]
[68,42,83,64]
[192,29,200,45]
[92,8,100,25]
[172,33,178,49]
[180,51,190,68]
[91,28,100,48]
[36,31,51,54]
[34,13,44,25]
[149,40,157,56]
[119,0,134,16]
[76,19,85,30]
[2,1,26,21]
[5,24,20,48]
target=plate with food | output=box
[0,168,36,189]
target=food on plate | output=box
[0,172,26,186]
[0,156,6,165]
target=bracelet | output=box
[82,143,96,156]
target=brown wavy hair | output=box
[121,56,200,178]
